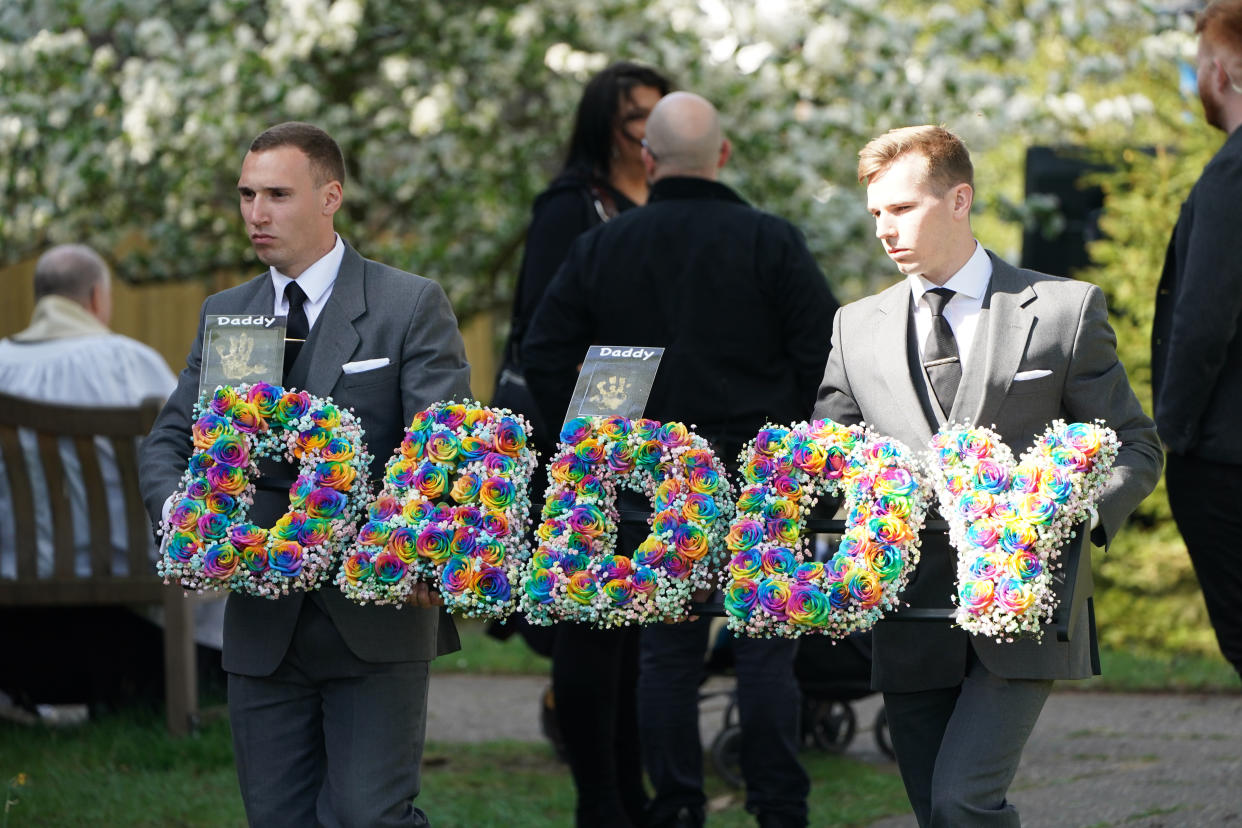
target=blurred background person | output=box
[1153,0,1242,682]
[525,92,838,828]
[0,243,224,718]
[491,61,671,828]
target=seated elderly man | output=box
[0,244,223,717]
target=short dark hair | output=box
[562,61,672,181]
[33,244,108,303]
[857,125,974,194]
[249,121,346,187]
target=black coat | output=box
[1152,126,1242,462]
[522,175,839,462]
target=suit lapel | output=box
[958,253,1036,428]
[875,284,935,445]
[301,243,364,395]
[246,275,275,314]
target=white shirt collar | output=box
[270,234,344,308]
[907,241,992,305]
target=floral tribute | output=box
[721,419,929,639]
[337,401,537,620]
[925,420,1119,641]
[518,416,735,627]
[158,383,373,597]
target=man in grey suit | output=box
[814,125,1161,827]
[1152,0,1242,682]
[140,122,471,827]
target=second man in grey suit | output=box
[814,125,1161,827]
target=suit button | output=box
[1155,338,1162,345]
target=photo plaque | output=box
[198,314,288,399]
[564,345,664,424]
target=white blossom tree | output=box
[1,0,1186,315]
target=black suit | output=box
[1152,126,1242,679]
[525,176,839,828]
[141,242,471,825]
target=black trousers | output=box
[638,616,809,827]
[1166,453,1242,679]
[552,622,647,827]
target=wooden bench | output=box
[0,391,198,735]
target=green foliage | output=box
[431,619,550,675]
[1078,51,1228,661]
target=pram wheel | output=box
[709,724,744,789]
[803,698,856,753]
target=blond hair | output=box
[857,125,973,194]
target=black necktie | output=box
[923,287,961,415]
[283,281,309,382]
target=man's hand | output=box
[672,586,715,624]
[407,582,444,607]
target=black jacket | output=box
[523,176,839,462]
[1152,126,1242,462]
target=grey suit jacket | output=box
[814,252,1161,691]
[140,241,472,676]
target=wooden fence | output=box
[0,258,497,403]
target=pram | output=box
[701,625,894,789]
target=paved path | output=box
[427,675,1242,827]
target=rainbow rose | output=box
[269,540,305,577]
[373,551,407,584]
[196,512,230,541]
[441,556,478,595]
[414,526,451,564]
[275,390,311,424]
[427,431,460,464]
[524,568,556,603]
[493,417,528,454]
[565,571,598,605]
[560,417,594,445]
[757,579,791,620]
[414,464,449,499]
[206,465,248,496]
[479,477,516,510]
[725,578,760,619]
[475,565,512,603]
[958,579,995,614]
[166,532,200,563]
[342,551,373,583]
[602,578,635,606]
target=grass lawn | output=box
[0,712,907,827]
[2,621,1235,827]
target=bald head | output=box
[34,244,112,324]
[642,92,729,180]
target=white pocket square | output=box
[342,357,390,374]
[1013,369,1052,382]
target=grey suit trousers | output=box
[882,648,1052,828]
[228,595,431,828]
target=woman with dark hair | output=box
[493,61,670,828]
[496,60,670,462]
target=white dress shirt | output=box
[270,234,344,329]
[908,241,992,377]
